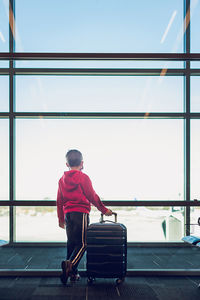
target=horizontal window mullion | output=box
[12,112,186,118]
[0,69,9,75]
[1,200,200,206]
[13,68,186,76]
[0,113,9,118]
[190,69,200,76]
[2,113,200,118]
[1,53,200,61]
[1,68,200,76]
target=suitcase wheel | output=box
[116,278,125,285]
[87,277,95,285]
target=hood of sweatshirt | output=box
[61,170,82,192]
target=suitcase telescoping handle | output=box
[100,212,117,223]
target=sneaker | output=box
[60,260,73,285]
[70,273,80,282]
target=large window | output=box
[0,0,200,247]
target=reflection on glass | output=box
[15,0,183,53]
[16,76,183,112]
[191,77,200,112]
[0,76,9,112]
[0,0,9,52]
[0,119,9,200]
[16,119,184,201]
[191,120,200,200]
[0,207,9,242]
[16,206,185,242]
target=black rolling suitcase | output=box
[86,212,127,285]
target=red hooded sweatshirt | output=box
[57,170,108,224]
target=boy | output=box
[57,149,112,284]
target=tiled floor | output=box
[1,246,200,299]
[0,276,200,300]
[0,246,200,270]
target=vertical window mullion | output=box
[9,0,16,243]
[184,0,191,235]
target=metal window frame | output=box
[184,0,191,236]
[0,0,200,249]
[9,0,16,244]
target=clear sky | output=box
[0,0,199,52]
[15,75,183,112]
[14,0,183,53]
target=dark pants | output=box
[65,212,89,272]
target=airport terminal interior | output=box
[1,0,200,299]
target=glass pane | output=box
[16,76,183,112]
[0,207,9,242]
[190,207,200,237]
[0,0,9,52]
[191,0,200,52]
[191,120,200,200]
[0,76,9,112]
[0,61,9,68]
[15,60,184,69]
[15,0,183,53]
[0,119,9,200]
[191,62,200,68]
[16,119,184,201]
[16,206,185,242]
[191,77,200,112]
[95,206,185,242]
[16,207,65,242]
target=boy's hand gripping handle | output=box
[100,212,117,223]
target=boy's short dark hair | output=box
[66,149,83,167]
